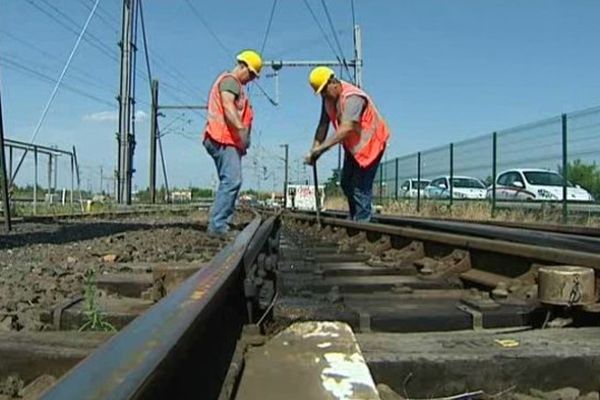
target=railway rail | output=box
[2,209,599,399]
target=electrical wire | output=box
[137,0,154,92]
[301,0,345,70]
[260,0,278,54]
[0,30,117,92]
[0,52,115,99]
[86,0,120,25]
[139,0,207,109]
[10,0,102,184]
[80,0,120,34]
[26,0,154,94]
[319,0,353,81]
[184,0,231,57]
[253,81,278,106]
[320,0,347,63]
[26,0,118,62]
[0,58,114,108]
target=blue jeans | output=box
[340,151,382,222]
[203,137,242,234]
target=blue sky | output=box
[1,0,599,193]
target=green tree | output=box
[560,159,600,200]
[324,168,342,196]
[191,187,213,199]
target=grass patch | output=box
[324,196,600,226]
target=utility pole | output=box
[280,144,288,208]
[353,25,363,87]
[0,85,11,231]
[47,154,53,201]
[149,79,158,203]
[117,0,136,204]
[53,153,58,193]
[100,166,103,194]
[150,80,206,204]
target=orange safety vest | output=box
[324,81,390,168]
[204,72,253,152]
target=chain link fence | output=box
[375,106,600,222]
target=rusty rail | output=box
[287,213,600,269]
[42,214,278,399]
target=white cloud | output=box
[83,110,148,123]
[83,111,117,122]
[135,111,148,121]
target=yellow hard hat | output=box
[309,66,335,94]
[236,50,263,76]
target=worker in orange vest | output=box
[305,66,390,222]
[203,50,262,236]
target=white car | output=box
[488,169,594,202]
[398,179,430,198]
[424,176,487,199]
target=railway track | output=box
[3,209,600,399]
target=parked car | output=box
[487,168,594,202]
[424,176,487,199]
[398,179,430,198]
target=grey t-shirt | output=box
[315,95,367,137]
[341,95,366,122]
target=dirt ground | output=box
[0,210,249,332]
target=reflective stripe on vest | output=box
[203,72,253,151]
[324,81,390,168]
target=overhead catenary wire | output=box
[139,0,208,108]
[80,0,120,34]
[137,0,154,93]
[26,0,118,62]
[137,0,204,142]
[319,0,354,81]
[260,0,278,54]
[86,0,120,26]
[0,30,117,93]
[184,0,231,57]
[0,56,115,106]
[10,0,101,186]
[26,0,153,94]
[301,0,346,77]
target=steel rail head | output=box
[41,216,270,400]
[243,215,277,270]
[287,212,600,269]
[310,208,600,238]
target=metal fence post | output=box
[449,143,454,208]
[34,148,38,215]
[48,154,53,203]
[70,154,74,207]
[0,88,11,231]
[417,152,421,213]
[562,113,568,223]
[394,158,399,201]
[492,132,497,218]
[378,163,383,204]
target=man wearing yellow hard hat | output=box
[305,66,390,222]
[203,50,262,236]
